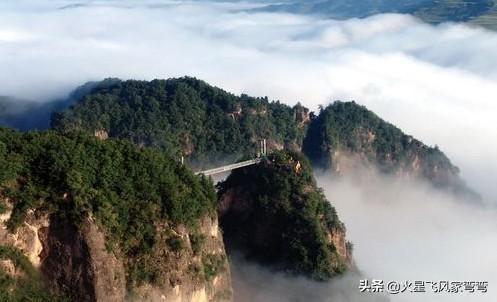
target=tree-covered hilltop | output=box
[50,77,477,197]
[51,77,309,168]
[302,101,478,198]
[0,127,230,298]
[217,150,352,281]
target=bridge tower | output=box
[259,139,267,157]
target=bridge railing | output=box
[195,158,262,176]
[193,139,267,176]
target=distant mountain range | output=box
[251,0,497,30]
[0,81,99,131]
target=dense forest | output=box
[217,150,351,280]
[48,78,476,198]
[303,101,478,198]
[303,101,453,170]
[0,127,220,297]
[51,77,309,169]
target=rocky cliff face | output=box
[130,216,232,302]
[0,129,232,302]
[0,199,48,270]
[325,131,459,185]
[219,188,352,272]
[0,198,231,302]
[40,214,126,302]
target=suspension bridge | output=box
[194,139,267,176]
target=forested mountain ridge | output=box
[303,101,478,199]
[51,77,476,199]
[51,77,309,169]
[0,128,231,301]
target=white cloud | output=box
[317,170,497,302]
[230,253,388,302]
[1,2,497,300]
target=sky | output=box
[1,1,496,301]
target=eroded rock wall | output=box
[0,197,231,302]
[132,216,232,302]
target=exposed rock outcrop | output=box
[0,199,125,301]
[0,128,232,301]
[131,216,232,302]
[0,198,232,302]
[94,130,109,140]
[0,200,48,268]
[294,104,310,128]
[40,215,126,302]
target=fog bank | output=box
[226,168,497,302]
[229,253,388,302]
[317,170,497,302]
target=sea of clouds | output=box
[1,0,496,201]
[317,168,497,302]
[1,1,496,301]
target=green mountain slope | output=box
[0,128,226,295]
[51,78,477,199]
[303,101,479,199]
[414,0,496,23]
[217,150,352,280]
[51,77,308,169]
[470,1,497,30]
[0,82,99,131]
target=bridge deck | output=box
[195,158,262,176]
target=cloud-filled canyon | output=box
[1,1,496,301]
